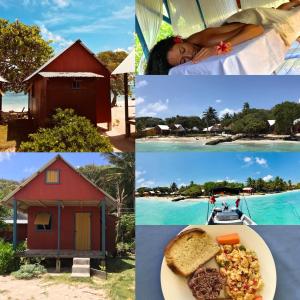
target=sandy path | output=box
[0,275,108,300]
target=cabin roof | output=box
[39,72,104,78]
[156,125,169,130]
[268,119,276,126]
[294,118,300,125]
[1,155,116,208]
[4,212,28,224]
[24,39,110,82]
[0,76,8,82]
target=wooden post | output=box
[101,201,106,255]
[124,73,130,137]
[56,258,61,272]
[13,199,17,250]
[57,202,61,254]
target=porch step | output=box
[71,257,90,278]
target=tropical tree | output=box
[0,19,53,92]
[243,102,250,113]
[170,182,178,192]
[97,50,133,107]
[202,106,219,127]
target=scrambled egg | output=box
[216,244,263,300]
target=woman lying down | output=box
[146,0,300,75]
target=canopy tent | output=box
[112,50,135,137]
[136,0,298,74]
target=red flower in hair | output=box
[216,41,232,55]
[173,36,183,44]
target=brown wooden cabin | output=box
[24,40,112,128]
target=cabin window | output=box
[46,170,60,184]
[34,213,52,231]
[72,80,81,90]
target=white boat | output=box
[206,187,256,225]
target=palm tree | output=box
[243,102,250,113]
[202,106,219,127]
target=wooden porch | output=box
[17,249,105,259]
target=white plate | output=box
[161,225,276,300]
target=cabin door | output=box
[75,213,91,250]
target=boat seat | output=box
[215,211,240,221]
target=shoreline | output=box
[136,189,300,203]
[136,136,300,144]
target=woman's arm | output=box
[191,24,264,63]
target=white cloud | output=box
[263,174,273,181]
[219,108,240,118]
[138,99,169,117]
[136,170,145,179]
[53,0,70,8]
[136,79,148,89]
[244,157,252,163]
[136,97,145,105]
[39,24,73,49]
[255,157,267,166]
[112,5,134,20]
[0,153,14,163]
[23,167,37,174]
[216,99,222,103]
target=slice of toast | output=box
[164,228,220,277]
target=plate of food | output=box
[161,225,276,300]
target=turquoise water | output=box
[136,141,300,152]
[2,92,28,112]
[136,190,300,225]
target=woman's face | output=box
[167,42,199,66]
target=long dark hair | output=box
[145,36,176,75]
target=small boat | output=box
[206,187,256,225]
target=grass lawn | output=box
[0,125,16,151]
[43,257,135,300]
[104,257,135,300]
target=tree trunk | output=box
[111,92,118,107]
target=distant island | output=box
[136,101,300,145]
[136,177,300,199]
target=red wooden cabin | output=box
[2,155,117,259]
[24,40,112,128]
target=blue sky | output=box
[136,152,300,187]
[0,153,109,181]
[136,76,300,118]
[0,0,134,53]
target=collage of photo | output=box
[0,0,300,299]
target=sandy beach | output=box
[137,189,300,203]
[138,135,300,145]
[100,100,135,152]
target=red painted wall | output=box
[29,42,111,126]
[15,158,105,202]
[27,206,116,253]
[43,42,110,77]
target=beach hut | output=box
[242,187,254,195]
[171,124,186,136]
[0,76,8,120]
[24,40,112,128]
[192,126,200,133]
[141,127,156,136]
[1,155,117,267]
[155,124,170,135]
[268,119,276,133]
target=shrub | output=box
[19,108,113,152]
[116,241,135,256]
[12,263,46,279]
[0,239,18,274]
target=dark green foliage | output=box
[19,109,113,152]
[116,214,135,256]
[202,106,220,126]
[0,19,54,92]
[0,239,21,274]
[165,115,205,129]
[231,113,269,135]
[181,184,203,198]
[272,101,300,134]
[12,263,46,279]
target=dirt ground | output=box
[0,275,108,300]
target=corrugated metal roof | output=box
[156,125,170,130]
[39,72,104,78]
[0,75,8,82]
[268,120,276,126]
